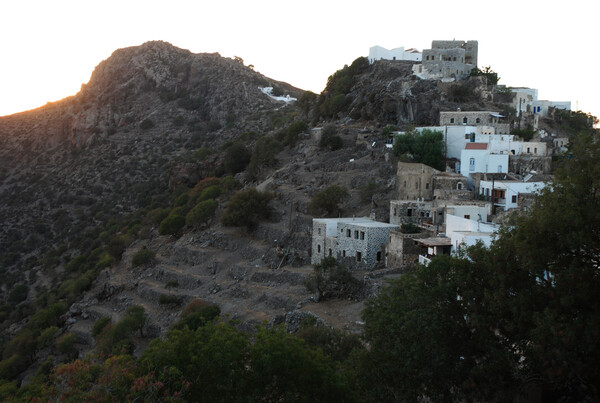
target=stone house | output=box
[396,162,439,200]
[387,228,435,269]
[440,111,511,134]
[421,40,478,80]
[311,217,399,270]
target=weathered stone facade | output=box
[439,111,510,134]
[432,173,471,200]
[311,218,399,270]
[397,162,439,201]
[387,229,434,270]
[431,40,478,65]
[421,40,478,80]
[390,200,441,226]
[509,155,552,175]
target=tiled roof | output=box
[465,143,488,150]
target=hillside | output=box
[0,41,532,382]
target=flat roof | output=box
[416,237,453,247]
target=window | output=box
[342,250,346,257]
[377,251,382,262]
[463,117,468,123]
[328,249,332,257]
[317,245,321,253]
[527,147,530,153]
[512,195,517,203]
[457,182,463,190]
[354,230,359,239]
[469,158,475,172]
[394,208,397,216]
[534,147,537,154]
[425,183,429,189]
[407,208,412,217]
[497,165,502,173]
[318,228,321,235]
[476,118,481,123]
[360,231,365,240]
[346,229,351,237]
[415,181,419,189]
[464,214,470,219]
[356,252,362,262]
[450,118,455,123]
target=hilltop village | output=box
[313,39,570,271]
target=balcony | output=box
[419,254,432,266]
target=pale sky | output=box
[1,0,599,121]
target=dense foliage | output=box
[392,128,444,170]
[309,185,348,217]
[221,188,273,228]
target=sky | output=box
[1,0,599,121]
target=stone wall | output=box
[431,40,478,65]
[390,200,438,226]
[387,230,433,270]
[509,155,552,174]
[336,222,398,270]
[432,174,472,200]
[397,162,439,200]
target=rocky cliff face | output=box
[0,41,303,275]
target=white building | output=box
[460,143,508,176]
[445,213,498,252]
[479,179,548,211]
[368,45,422,63]
[532,100,571,116]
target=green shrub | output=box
[174,193,189,207]
[186,199,218,228]
[8,284,28,304]
[319,125,343,151]
[305,257,362,301]
[224,143,251,174]
[283,121,308,146]
[194,147,214,161]
[131,247,156,267]
[91,317,112,338]
[248,137,283,177]
[359,182,379,204]
[159,215,186,236]
[0,355,28,380]
[55,333,77,356]
[172,303,221,331]
[158,294,183,305]
[221,189,273,228]
[65,255,87,273]
[165,280,179,289]
[400,223,421,234]
[37,326,61,349]
[198,186,221,202]
[309,185,348,217]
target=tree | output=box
[360,129,600,401]
[158,214,185,236]
[186,199,218,228]
[469,66,500,85]
[223,142,251,174]
[309,185,348,217]
[392,128,444,170]
[221,189,272,228]
[305,257,362,301]
[319,125,343,151]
